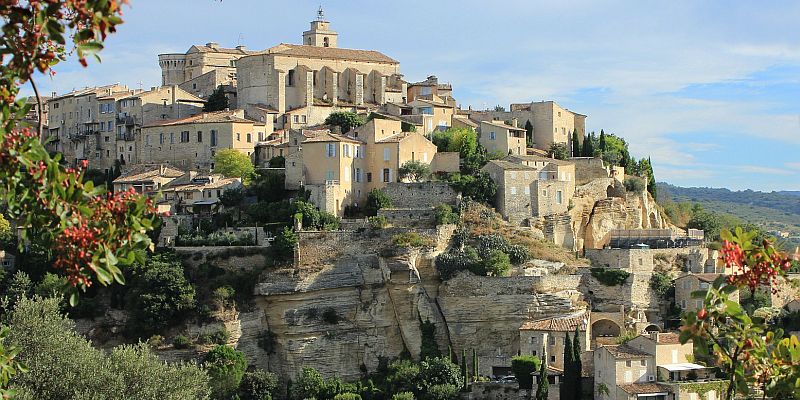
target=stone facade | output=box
[675,273,739,312]
[479,120,526,156]
[159,42,253,99]
[381,182,459,208]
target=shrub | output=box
[322,307,340,324]
[272,227,298,261]
[147,335,164,348]
[419,319,440,360]
[172,335,191,349]
[482,250,512,277]
[591,268,630,286]
[291,367,326,400]
[365,188,393,216]
[435,247,481,280]
[213,285,236,307]
[392,232,430,248]
[239,369,279,400]
[434,204,459,225]
[398,160,431,182]
[650,272,673,299]
[476,234,510,258]
[369,215,388,229]
[334,394,362,400]
[417,357,462,393]
[392,392,415,400]
[211,328,230,345]
[624,176,645,194]
[511,355,540,390]
[426,384,458,400]
[505,244,530,264]
[204,345,248,398]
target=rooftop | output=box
[260,43,398,64]
[481,119,525,131]
[114,165,184,184]
[520,311,588,332]
[677,273,723,284]
[603,344,651,359]
[658,363,707,372]
[302,130,362,144]
[618,383,670,395]
[506,154,573,166]
[483,160,537,171]
[142,110,254,128]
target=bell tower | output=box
[302,6,338,48]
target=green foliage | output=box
[435,247,481,280]
[434,204,459,225]
[561,333,573,400]
[511,355,540,390]
[293,200,340,230]
[176,230,256,246]
[581,132,595,157]
[741,289,771,315]
[535,350,548,400]
[365,189,393,216]
[125,252,196,337]
[334,393,362,400]
[616,331,638,344]
[398,160,431,182]
[249,170,287,203]
[268,155,286,168]
[6,271,33,309]
[401,121,417,132]
[686,204,743,242]
[392,392,415,400]
[219,186,245,208]
[548,143,568,160]
[369,215,388,229]
[204,344,248,398]
[291,367,327,400]
[214,149,255,183]
[650,272,674,299]
[272,227,298,261]
[571,130,581,157]
[9,296,210,399]
[525,120,534,144]
[417,357,462,395]
[590,268,630,286]
[204,86,229,112]
[325,112,365,133]
[571,327,583,400]
[425,384,457,400]
[419,319,440,360]
[444,172,496,205]
[392,232,430,248]
[481,249,511,277]
[624,176,646,194]
[322,307,341,324]
[239,369,279,400]
[173,334,192,349]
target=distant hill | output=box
[657,183,800,247]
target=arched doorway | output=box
[606,185,615,198]
[644,324,661,333]
[592,319,622,340]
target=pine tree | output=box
[572,327,583,400]
[571,130,581,158]
[535,347,549,400]
[599,129,607,151]
[561,334,573,400]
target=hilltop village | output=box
[21,10,800,400]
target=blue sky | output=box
[27,0,800,191]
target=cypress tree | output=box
[461,348,468,390]
[535,348,548,400]
[599,129,607,151]
[561,334,573,400]
[571,130,581,158]
[525,120,533,145]
[572,327,583,400]
[645,156,657,199]
[472,348,478,382]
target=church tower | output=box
[302,6,338,48]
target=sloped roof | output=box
[142,110,254,128]
[375,131,418,143]
[603,344,651,359]
[302,131,362,144]
[114,165,184,184]
[654,332,682,345]
[483,160,537,171]
[481,119,525,131]
[188,44,255,55]
[506,154,573,166]
[262,43,398,64]
[676,273,723,284]
[520,311,588,332]
[619,383,670,395]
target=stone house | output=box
[138,109,263,170]
[478,120,526,156]
[293,118,438,216]
[406,75,454,105]
[481,160,537,224]
[0,250,15,270]
[519,310,590,371]
[160,172,242,215]
[675,273,738,313]
[594,333,721,400]
[236,15,406,131]
[112,164,185,194]
[407,96,455,134]
[158,42,254,100]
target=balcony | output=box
[657,363,717,383]
[116,132,135,141]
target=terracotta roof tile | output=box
[482,160,537,171]
[302,131,362,144]
[142,110,254,128]
[655,332,681,345]
[520,311,588,332]
[262,43,398,64]
[114,165,184,184]
[619,383,670,395]
[603,344,651,359]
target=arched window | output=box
[323,37,330,47]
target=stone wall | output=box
[174,246,271,270]
[542,213,576,251]
[584,247,705,274]
[381,182,459,208]
[431,151,460,173]
[468,383,521,400]
[571,157,611,185]
[378,208,436,228]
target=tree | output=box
[399,160,431,182]
[205,345,248,399]
[572,327,583,400]
[445,172,496,205]
[581,132,594,157]
[219,186,245,208]
[493,105,506,112]
[365,188,393,216]
[249,170,286,202]
[511,355,539,391]
[599,129,607,151]
[272,227,298,261]
[203,86,229,112]
[125,252,196,337]
[525,120,534,145]
[214,149,255,183]
[325,112,365,133]
[561,333,573,400]
[420,320,440,360]
[291,367,327,400]
[268,155,286,168]
[9,296,210,399]
[482,249,511,277]
[417,357,462,394]
[535,348,549,400]
[548,143,568,160]
[571,130,581,158]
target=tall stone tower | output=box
[302,6,338,48]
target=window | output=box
[383,148,390,161]
[355,168,361,182]
[301,115,307,123]
[192,83,197,90]
[104,136,110,142]
[323,37,330,47]
[170,132,174,144]
[258,132,263,141]
[367,172,372,182]
[532,350,537,356]
[700,282,709,290]
[293,115,299,123]
[107,122,113,132]
[640,360,646,366]
[181,131,189,143]
[383,168,390,183]
[695,300,702,309]
[510,187,517,195]
[489,131,496,140]
[197,131,202,142]
[326,170,334,181]
[626,360,632,367]
[236,133,241,141]
[343,144,350,157]
[556,190,563,204]
[159,133,164,145]
[326,143,336,157]
[548,337,555,345]
[525,187,530,195]
[423,153,428,162]
[681,300,687,309]
[542,189,548,197]
[550,356,555,363]
[211,130,217,146]
[287,70,295,86]
[246,133,252,143]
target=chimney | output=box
[511,118,518,127]
[650,331,659,342]
[206,42,220,49]
[159,164,166,175]
[236,45,247,51]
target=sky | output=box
[27,0,800,192]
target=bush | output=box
[147,335,164,348]
[417,357,462,393]
[322,307,341,324]
[334,394,362,400]
[624,176,645,194]
[239,369,279,400]
[426,384,458,400]
[272,227,298,261]
[325,111,365,133]
[398,160,431,182]
[387,360,420,394]
[365,188,393,216]
[392,392,415,400]
[434,204,459,225]
[445,172,496,205]
[435,247,481,280]
[482,249,511,277]
[369,215,388,229]
[476,234,510,258]
[267,155,285,168]
[204,345,248,398]
[511,355,540,390]
[291,367,326,400]
[213,285,236,308]
[211,328,230,345]
[392,232,430,248]
[172,335,191,349]
[650,272,673,299]
[591,268,630,286]
[419,319,440,360]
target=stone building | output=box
[46,85,204,171]
[138,109,263,170]
[594,333,722,400]
[519,310,590,370]
[112,164,184,194]
[236,13,406,131]
[478,120,526,156]
[158,42,254,101]
[675,273,739,312]
[160,172,242,215]
[406,75,454,105]
[289,118,438,216]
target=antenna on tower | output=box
[317,5,325,21]
[237,33,244,46]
